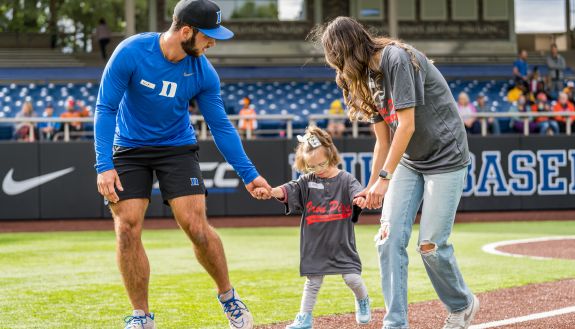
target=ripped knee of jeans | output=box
[417,240,437,255]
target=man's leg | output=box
[110,198,150,313]
[169,195,231,294]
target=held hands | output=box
[354,178,389,209]
[252,186,284,200]
[96,169,123,203]
[245,176,272,200]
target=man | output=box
[547,43,566,97]
[94,1,271,328]
[513,49,529,86]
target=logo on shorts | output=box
[190,177,200,186]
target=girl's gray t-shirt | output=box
[369,45,470,174]
[281,170,363,276]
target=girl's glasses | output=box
[306,160,329,173]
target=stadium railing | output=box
[0,112,572,141]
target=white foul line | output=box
[482,236,575,260]
[469,305,575,329]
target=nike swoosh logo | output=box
[2,167,75,196]
[183,72,194,76]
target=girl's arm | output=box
[271,186,285,200]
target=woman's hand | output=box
[365,178,389,209]
[354,178,389,209]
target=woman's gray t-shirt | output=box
[281,170,363,276]
[369,45,470,174]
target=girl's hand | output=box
[365,178,389,209]
[252,187,271,199]
[353,196,366,208]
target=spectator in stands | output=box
[326,99,346,138]
[513,49,529,86]
[509,94,537,134]
[528,66,545,96]
[60,98,83,134]
[553,92,575,133]
[37,103,60,140]
[14,101,37,141]
[547,44,566,98]
[238,97,257,138]
[95,18,112,60]
[563,81,575,103]
[532,92,559,135]
[457,92,480,134]
[506,82,527,103]
[475,94,500,135]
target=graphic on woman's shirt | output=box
[368,73,398,129]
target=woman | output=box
[456,92,480,134]
[14,101,37,141]
[315,17,479,329]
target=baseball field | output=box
[1,220,574,328]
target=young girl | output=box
[262,126,371,328]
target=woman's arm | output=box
[364,107,415,209]
[354,120,390,209]
[367,121,391,188]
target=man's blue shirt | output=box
[94,32,258,184]
[513,58,528,77]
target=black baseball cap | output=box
[174,0,234,40]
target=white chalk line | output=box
[482,236,575,260]
[469,305,575,329]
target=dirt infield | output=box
[257,279,575,329]
[496,238,575,260]
[256,237,575,329]
[1,210,575,233]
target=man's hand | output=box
[97,169,123,203]
[245,176,272,200]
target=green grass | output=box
[0,221,574,328]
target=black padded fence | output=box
[0,136,574,220]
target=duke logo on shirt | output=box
[159,81,177,98]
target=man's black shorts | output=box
[112,144,206,204]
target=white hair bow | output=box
[297,133,321,148]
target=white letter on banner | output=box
[537,150,567,195]
[340,152,358,178]
[358,152,373,187]
[462,153,475,197]
[475,151,510,196]
[508,150,536,195]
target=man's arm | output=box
[196,63,271,197]
[94,46,133,173]
[94,45,134,202]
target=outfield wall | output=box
[0,136,574,220]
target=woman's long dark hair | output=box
[310,17,419,121]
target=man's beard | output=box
[181,31,200,57]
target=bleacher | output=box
[1,76,569,139]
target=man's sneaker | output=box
[285,312,313,329]
[124,310,155,329]
[355,296,371,324]
[442,294,480,329]
[218,289,254,329]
